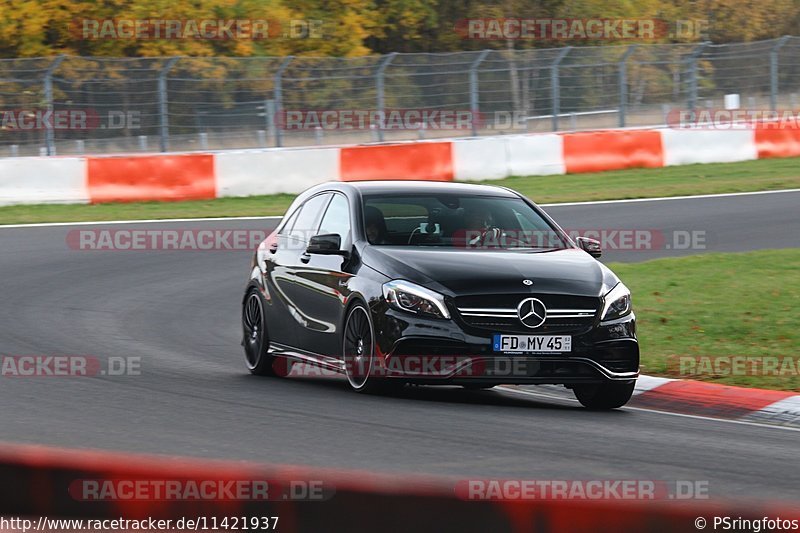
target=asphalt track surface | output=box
[1,190,799,503]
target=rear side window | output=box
[278,207,301,235]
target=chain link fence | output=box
[1,37,799,157]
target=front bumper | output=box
[372,308,639,385]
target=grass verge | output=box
[609,249,800,391]
[1,156,799,225]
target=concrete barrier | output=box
[340,142,454,182]
[562,130,664,174]
[0,157,88,206]
[0,127,791,206]
[662,129,758,166]
[87,154,215,203]
[215,148,340,197]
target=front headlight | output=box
[600,282,632,321]
[382,280,450,319]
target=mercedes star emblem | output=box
[517,298,547,328]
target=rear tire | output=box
[573,381,635,409]
[342,303,400,394]
[242,288,276,376]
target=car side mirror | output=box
[307,233,348,256]
[576,236,602,258]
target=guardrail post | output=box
[158,57,180,153]
[618,45,638,127]
[375,52,398,142]
[43,55,66,156]
[770,36,790,111]
[469,50,491,137]
[263,99,276,143]
[550,47,571,132]
[273,56,294,148]
[687,42,709,115]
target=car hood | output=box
[361,246,618,298]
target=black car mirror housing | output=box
[307,233,348,256]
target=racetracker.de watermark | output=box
[455,18,708,41]
[668,356,800,377]
[278,109,623,131]
[275,357,631,380]
[0,355,140,377]
[1,109,139,131]
[455,479,709,500]
[278,109,480,131]
[667,109,800,130]
[67,229,272,251]
[73,18,323,40]
[462,229,706,251]
[69,478,331,501]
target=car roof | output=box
[318,180,520,198]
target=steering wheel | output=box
[469,227,526,248]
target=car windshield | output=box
[362,193,569,249]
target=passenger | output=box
[364,205,389,244]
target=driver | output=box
[465,207,492,231]
[452,206,500,248]
[464,207,501,247]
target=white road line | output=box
[539,188,800,207]
[497,386,800,433]
[0,188,797,230]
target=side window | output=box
[290,193,332,243]
[318,194,351,241]
[278,207,301,235]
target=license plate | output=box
[492,334,572,353]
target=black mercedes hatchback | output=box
[243,181,639,409]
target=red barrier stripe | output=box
[340,142,454,182]
[754,128,800,158]
[563,130,664,174]
[630,380,794,419]
[87,154,216,204]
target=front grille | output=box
[454,294,599,334]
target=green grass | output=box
[610,249,800,391]
[0,194,297,225]
[1,156,799,225]
[483,156,800,204]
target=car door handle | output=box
[300,252,311,264]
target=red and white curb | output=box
[631,375,800,427]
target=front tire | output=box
[242,288,276,376]
[573,381,635,409]
[342,303,400,394]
